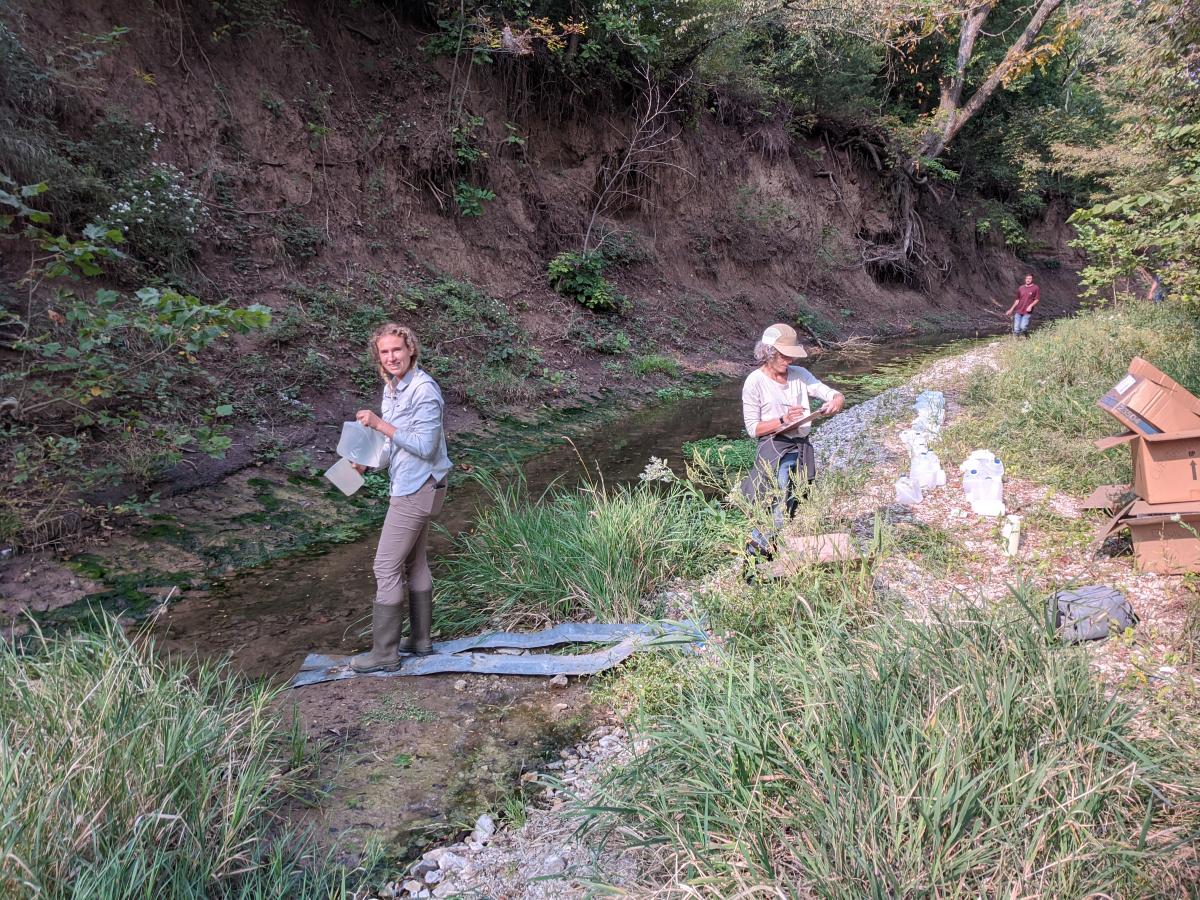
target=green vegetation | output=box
[583,597,1194,897]
[631,354,681,378]
[437,472,742,632]
[1,185,270,546]
[682,434,756,479]
[950,304,1200,493]
[0,620,373,897]
[547,250,619,312]
[453,181,496,218]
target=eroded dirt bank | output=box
[0,0,1081,582]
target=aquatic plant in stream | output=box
[0,617,374,897]
[581,590,1199,897]
[436,470,743,632]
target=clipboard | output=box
[767,409,821,437]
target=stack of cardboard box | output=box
[1090,358,1200,574]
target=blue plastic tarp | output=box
[290,620,706,688]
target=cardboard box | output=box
[1127,510,1200,575]
[766,532,861,578]
[1134,429,1200,503]
[1093,430,1200,504]
[1081,484,1133,512]
[1091,498,1200,575]
[1097,357,1200,435]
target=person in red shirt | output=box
[1005,274,1040,337]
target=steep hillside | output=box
[0,0,1080,553]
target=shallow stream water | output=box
[151,335,973,679]
[149,333,977,858]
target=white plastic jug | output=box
[960,449,1003,479]
[337,421,388,468]
[910,451,946,490]
[962,467,983,504]
[971,475,1005,517]
[324,457,365,496]
[895,476,923,506]
[900,429,929,457]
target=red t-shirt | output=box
[1015,284,1040,314]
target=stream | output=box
[150,335,973,680]
[145,334,976,860]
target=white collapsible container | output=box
[324,457,365,496]
[895,476,923,506]
[971,475,1005,517]
[337,421,388,468]
[909,451,946,490]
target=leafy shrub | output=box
[453,181,496,217]
[632,354,681,377]
[105,163,203,269]
[793,299,838,342]
[0,188,269,542]
[450,115,487,165]
[273,212,323,260]
[571,322,632,355]
[210,0,313,46]
[547,250,619,311]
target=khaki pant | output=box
[373,477,447,605]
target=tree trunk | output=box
[914,0,1067,166]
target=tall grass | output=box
[436,473,742,631]
[583,596,1198,896]
[952,303,1200,493]
[0,619,366,899]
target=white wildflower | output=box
[639,456,675,483]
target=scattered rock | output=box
[438,851,468,873]
[402,880,423,896]
[543,854,567,876]
[548,674,568,688]
[432,882,459,899]
[424,869,442,885]
[471,813,496,845]
[453,679,467,692]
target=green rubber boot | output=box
[399,589,435,656]
[350,603,405,673]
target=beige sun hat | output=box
[760,323,808,358]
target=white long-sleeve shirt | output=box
[378,367,453,495]
[742,366,839,439]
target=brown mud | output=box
[289,672,592,861]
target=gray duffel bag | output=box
[1049,585,1137,643]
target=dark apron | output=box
[738,433,815,505]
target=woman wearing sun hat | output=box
[739,323,844,558]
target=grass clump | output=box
[632,354,682,378]
[952,304,1200,493]
[0,619,367,898]
[584,598,1198,896]
[682,435,756,480]
[437,472,742,632]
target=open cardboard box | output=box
[1097,357,1200,435]
[1094,430,1200,504]
[1093,498,1200,575]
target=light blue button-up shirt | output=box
[378,367,453,496]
